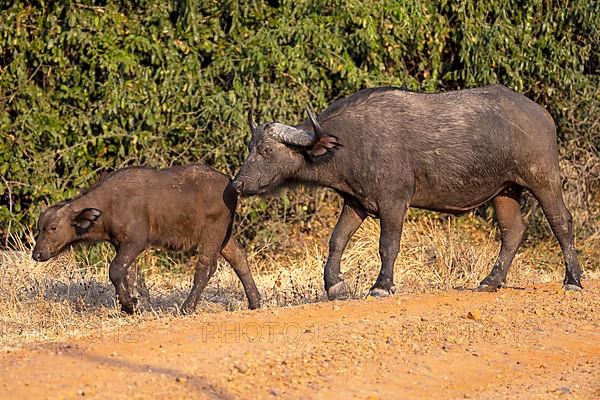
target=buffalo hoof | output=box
[327,281,350,300]
[180,303,196,315]
[180,297,198,315]
[248,298,262,310]
[120,304,135,315]
[119,297,139,315]
[368,286,395,297]
[473,284,499,293]
[563,284,582,292]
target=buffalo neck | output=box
[68,186,111,239]
[294,156,355,196]
[70,185,108,211]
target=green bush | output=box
[1,0,598,245]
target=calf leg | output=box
[370,203,407,297]
[109,243,144,315]
[476,185,526,291]
[530,187,582,289]
[181,251,218,314]
[324,202,367,300]
[126,263,150,308]
[220,237,262,310]
[181,236,224,314]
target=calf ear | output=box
[305,105,341,159]
[72,208,102,232]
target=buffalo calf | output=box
[33,164,261,314]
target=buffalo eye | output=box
[262,146,274,157]
[49,225,57,231]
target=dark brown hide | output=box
[33,164,261,314]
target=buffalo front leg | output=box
[370,203,407,297]
[476,185,526,292]
[109,243,144,315]
[220,237,262,310]
[324,201,367,300]
[125,262,151,308]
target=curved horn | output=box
[271,123,316,147]
[305,105,324,138]
[247,109,258,132]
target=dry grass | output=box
[1,212,599,350]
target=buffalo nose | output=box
[231,180,244,194]
[32,251,42,261]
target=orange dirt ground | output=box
[1,280,599,399]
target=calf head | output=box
[32,202,102,262]
[232,106,340,196]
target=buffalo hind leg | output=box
[220,237,262,310]
[182,225,229,314]
[530,186,582,290]
[182,251,218,314]
[324,201,367,300]
[370,202,407,297]
[109,242,144,315]
[476,185,526,292]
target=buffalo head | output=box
[231,106,340,196]
[32,202,102,261]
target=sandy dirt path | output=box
[1,280,598,399]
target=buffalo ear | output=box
[305,105,341,159]
[72,208,102,232]
[305,135,341,158]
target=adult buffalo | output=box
[232,85,582,299]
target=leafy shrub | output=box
[1,0,598,246]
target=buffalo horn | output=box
[247,109,258,132]
[305,105,325,138]
[272,123,316,147]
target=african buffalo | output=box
[33,164,261,314]
[232,85,582,299]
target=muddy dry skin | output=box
[1,280,598,400]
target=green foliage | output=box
[1,0,598,244]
